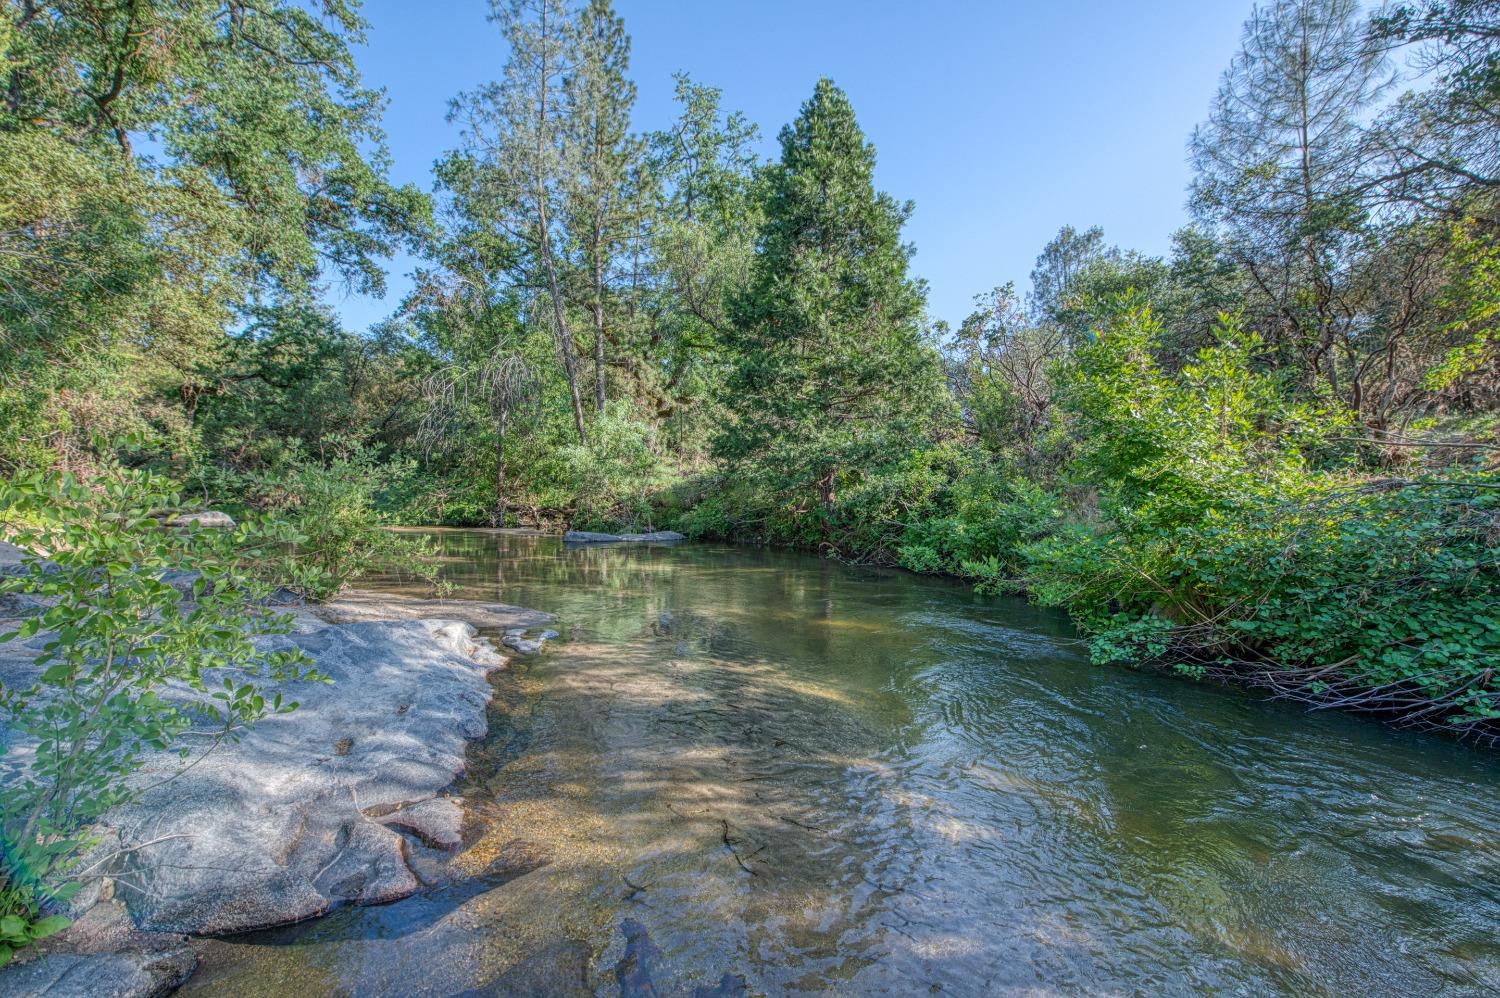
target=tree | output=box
[451,0,590,444]
[1028,224,1117,327]
[1190,0,1393,397]
[561,0,642,415]
[1370,1,1500,214]
[632,74,761,437]
[0,0,430,472]
[954,284,1067,456]
[718,79,944,523]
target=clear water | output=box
[185,530,1500,996]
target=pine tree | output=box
[718,79,942,523]
[451,0,591,444]
[562,0,641,415]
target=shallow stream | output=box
[184,530,1500,995]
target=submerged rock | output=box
[563,530,685,544]
[501,627,560,655]
[563,530,625,543]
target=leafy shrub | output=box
[1021,309,1500,734]
[897,466,1059,591]
[555,402,663,531]
[1189,473,1500,726]
[1026,312,1341,624]
[236,439,441,600]
[0,470,318,961]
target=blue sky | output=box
[330,0,1251,332]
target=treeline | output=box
[2,0,1498,735]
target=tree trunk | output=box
[535,1,588,445]
[593,238,606,413]
[818,466,836,516]
[538,198,589,444]
[495,409,508,528]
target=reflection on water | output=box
[186,530,1500,995]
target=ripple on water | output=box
[185,532,1500,996]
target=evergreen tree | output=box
[562,0,641,415]
[718,78,943,522]
[451,0,591,444]
[1028,224,1116,326]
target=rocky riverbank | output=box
[0,569,555,997]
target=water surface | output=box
[186,530,1500,995]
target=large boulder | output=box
[0,612,509,937]
[102,617,502,934]
[314,589,551,630]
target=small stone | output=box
[501,627,556,655]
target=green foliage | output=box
[1425,223,1500,396]
[3,0,1499,749]
[0,888,69,967]
[1005,306,1500,733]
[1055,309,1340,527]
[232,440,440,601]
[555,402,661,530]
[1024,310,1342,627]
[0,0,429,474]
[896,468,1059,593]
[718,78,949,524]
[0,470,318,952]
[1188,473,1500,723]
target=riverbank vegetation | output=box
[3,0,1499,753]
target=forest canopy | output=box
[2,0,1498,738]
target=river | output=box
[183,529,1500,995]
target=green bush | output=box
[1018,309,1500,733]
[236,439,441,600]
[555,402,665,531]
[1025,311,1341,626]
[0,470,319,961]
[897,466,1059,592]
[1190,473,1500,725]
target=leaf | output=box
[27,915,71,940]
